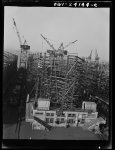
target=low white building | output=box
[32,109,98,128]
[26,99,105,130]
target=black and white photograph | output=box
[3,2,111,146]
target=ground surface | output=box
[3,121,101,140]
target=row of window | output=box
[46,118,65,123]
[46,113,54,116]
[68,114,76,117]
[87,114,96,118]
[56,118,65,123]
[46,113,76,117]
[46,118,54,123]
[35,112,88,118]
[35,112,44,115]
[45,118,75,124]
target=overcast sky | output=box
[4,7,109,61]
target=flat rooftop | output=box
[36,108,95,113]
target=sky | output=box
[4,7,110,61]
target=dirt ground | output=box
[3,121,101,140]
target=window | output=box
[46,113,50,116]
[46,118,50,123]
[35,112,43,115]
[68,119,74,124]
[60,118,65,123]
[68,114,72,117]
[68,114,76,117]
[50,118,54,123]
[71,114,76,117]
[61,113,65,117]
[51,113,54,116]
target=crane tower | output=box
[13,18,30,69]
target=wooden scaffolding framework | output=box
[27,51,99,113]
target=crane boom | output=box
[57,40,77,52]
[58,43,64,51]
[22,36,27,45]
[64,40,78,49]
[41,34,55,51]
[13,18,22,46]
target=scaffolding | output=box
[27,50,99,114]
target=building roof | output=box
[83,101,96,104]
[38,98,50,101]
[50,108,90,113]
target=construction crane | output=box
[13,18,30,51]
[95,49,99,62]
[13,18,22,48]
[13,18,30,69]
[58,40,78,51]
[41,34,56,51]
[23,36,27,45]
[41,34,77,56]
[57,40,78,56]
[11,18,30,139]
[87,50,93,60]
